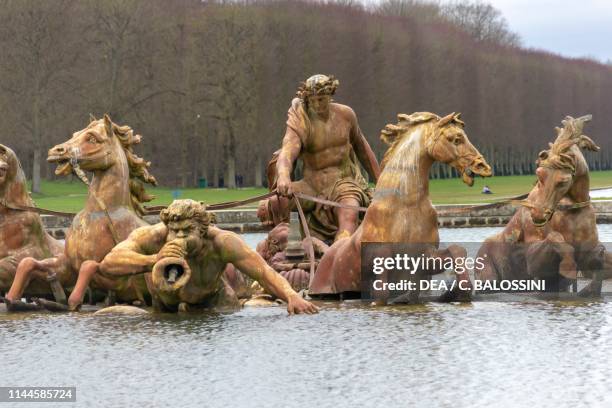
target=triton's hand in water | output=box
[287,293,319,315]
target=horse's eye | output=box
[453,136,462,145]
[88,135,97,144]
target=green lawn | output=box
[429,170,612,204]
[28,170,612,212]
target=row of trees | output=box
[1,0,611,190]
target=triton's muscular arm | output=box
[216,231,318,314]
[100,224,167,276]
[347,109,380,182]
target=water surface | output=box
[1,226,612,407]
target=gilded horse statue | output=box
[0,144,64,299]
[475,115,606,293]
[309,112,492,300]
[4,115,157,310]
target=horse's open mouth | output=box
[48,157,73,176]
[460,158,492,186]
[461,168,475,186]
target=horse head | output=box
[48,114,123,176]
[48,114,157,214]
[0,144,31,206]
[380,112,492,185]
[0,144,11,187]
[529,115,598,227]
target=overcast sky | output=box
[367,0,612,62]
[487,0,612,62]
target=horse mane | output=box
[0,144,34,207]
[538,115,599,173]
[379,112,464,171]
[98,115,158,215]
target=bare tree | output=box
[198,4,260,189]
[0,0,610,192]
[0,0,81,193]
[86,0,183,119]
[442,1,521,47]
[374,0,442,21]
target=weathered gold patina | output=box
[476,115,608,293]
[98,199,318,314]
[261,74,381,242]
[0,145,64,301]
[5,115,157,310]
[254,222,328,292]
[309,112,492,299]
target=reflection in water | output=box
[0,225,611,408]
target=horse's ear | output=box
[453,113,465,127]
[103,114,113,137]
[578,134,600,152]
[398,112,437,125]
[0,144,6,154]
[438,112,456,128]
[89,113,97,122]
[380,124,403,145]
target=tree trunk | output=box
[254,153,263,187]
[31,94,41,194]
[225,118,237,189]
[227,155,236,189]
[180,132,188,188]
[32,147,41,194]
[212,159,219,188]
[178,23,189,189]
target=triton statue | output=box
[94,199,318,314]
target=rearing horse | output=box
[475,115,606,293]
[5,115,157,310]
[0,144,64,298]
[309,112,492,300]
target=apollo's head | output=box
[296,74,339,116]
